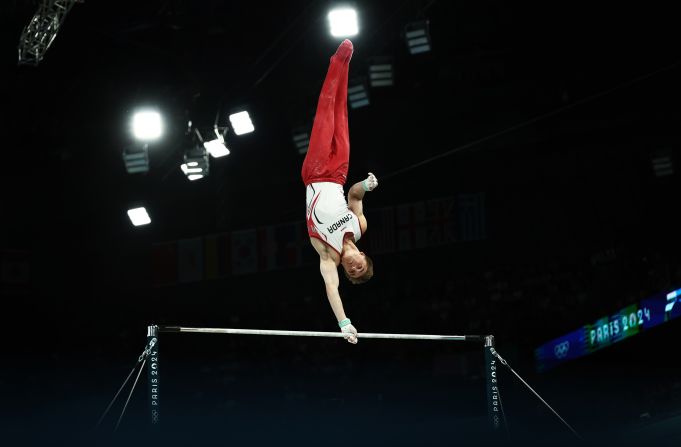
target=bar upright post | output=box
[484,335,501,432]
[147,325,160,426]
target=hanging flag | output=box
[0,250,30,285]
[396,202,427,251]
[273,223,302,269]
[257,226,277,272]
[204,234,219,280]
[254,223,303,272]
[217,232,231,277]
[412,202,428,249]
[177,237,203,283]
[151,242,177,287]
[396,204,413,251]
[459,193,486,241]
[440,197,460,243]
[231,229,258,275]
[204,233,231,280]
[0,250,30,295]
[424,199,441,246]
[366,207,396,254]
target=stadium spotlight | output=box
[291,125,311,154]
[202,126,230,158]
[368,57,394,87]
[131,108,164,141]
[404,20,431,55]
[348,78,370,109]
[181,144,209,181]
[652,150,674,178]
[228,111,255,136]
[122,143,150,174]
[327,6,359,37]
[127,206,151,226]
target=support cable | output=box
[96,338,156,430]
[490,347,583,441]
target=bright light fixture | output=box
[405,20,431,55]
[203,128,230,157]
[348,79,369,109]
[369,60,394,87]
[122,143,150,174]
[180,144,209,181]
[328,8,359,37]
[229,111,255,135]
[652,152,674,177]
[180,163,203,174]
[127,207,151,226]
[291,125,311,154]
[131,109,163,141]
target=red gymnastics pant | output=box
[301,40,352,186]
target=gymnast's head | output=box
[341,249,374,284]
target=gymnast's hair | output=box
[344,254,373,285]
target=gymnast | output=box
[301,39,378,345]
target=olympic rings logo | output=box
[554,341,570,359]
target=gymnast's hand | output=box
[340,322,358,344]
[362,172,378,192]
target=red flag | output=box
[366,207,396,254]
[151,242,177,287]
[231,229,258,275]
[396,202,427,251]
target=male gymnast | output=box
[302,39,378,345]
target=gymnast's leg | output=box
[330,40,351,185]
[301,39,354,186]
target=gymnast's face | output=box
[342,251,367,278]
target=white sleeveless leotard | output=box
[305,182,362,256]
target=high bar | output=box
[157,326,484,342]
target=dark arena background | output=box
[2,1,680,446]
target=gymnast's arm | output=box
[319,255,348,323]
[315,245,358,344]
[348,172,378,231]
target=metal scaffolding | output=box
[17,0,80,66]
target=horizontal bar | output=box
[158,326,483,342]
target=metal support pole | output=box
[147,325,160,426]
[484,335,501,432]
